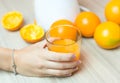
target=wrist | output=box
[0,48,20,73]
[8,49,20,73]
[0,48,13,71]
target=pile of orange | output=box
[49,0,120,49]
[94,0,120,49]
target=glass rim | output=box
[45,24,82,46]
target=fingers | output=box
[44,50,76,62]
[44,67,79,77]
[43,60,81,70]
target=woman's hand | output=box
[14,40,81,77]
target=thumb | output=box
[35,37,59,48]
[34,39,47,48]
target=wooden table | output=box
[0,0,120,83]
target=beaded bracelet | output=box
[12,49,17,75]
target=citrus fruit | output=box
[94,21,120,49]
[75,12,101,37]
[50,20,77,40]
[50,19,74,28]
[105,0,120,24]
[1,11,23,31]
[20,24,44,43]
[49,25,77,40]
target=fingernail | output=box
[73,67,79,71]
[75,67,79,71]
[67,74,72,76]
[79,60,82,64]
[72,55,75,59]
[77,60,82,65]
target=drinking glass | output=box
[45,25,82,60]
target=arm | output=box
[0,40,81,77]
[0,47,12,71]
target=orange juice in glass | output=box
[46,25,81,61]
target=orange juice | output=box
[47,39,80,60]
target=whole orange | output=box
[49,25,77,40]
[105,0,120,24]
[50,19,77,40]
[94,21,120,49]
[75,12,101,37]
